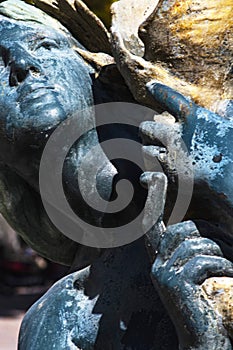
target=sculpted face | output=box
[0,17,95,184]
[0,17,94,127]
[0,15,119,236]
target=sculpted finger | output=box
[159,221,200,261]
[142,145,167,162]
[147,82,197,123]
[139,120,180,147]
[147,82,199,149]
[183,256,233,284]
[142,145,167,172]
[166,238,223,270]
[140,172,167,258]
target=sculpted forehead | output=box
[0,16,72,48]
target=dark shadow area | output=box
[0,213,69,319]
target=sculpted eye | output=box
[35,40,60,51]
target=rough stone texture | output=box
[111,0,155,57]
[111,0,233,112]
[139,0,233,111]
[202,277,233,338]
[111,0,164,110]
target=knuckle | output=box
[181,237,222,255]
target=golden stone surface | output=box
[111,0,233,112]
[202,277,233,337]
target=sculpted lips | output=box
[17,82,56,102]
[16,81,66,131]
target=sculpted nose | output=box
[9,48,42,86]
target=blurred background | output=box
[0,1,116,349]
[0,213,69,350]
[84,0,116,27]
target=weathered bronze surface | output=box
[0,0,233,349]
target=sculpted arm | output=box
[141,83,233,349]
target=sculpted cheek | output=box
[53,60,94,114]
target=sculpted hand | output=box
[151,220,233,350]
[140,83,233,211]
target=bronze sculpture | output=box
[0,0,232,349]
